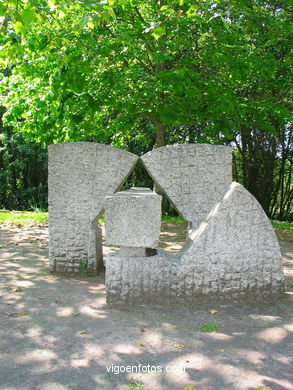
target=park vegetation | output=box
[0,0,292,220]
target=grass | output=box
[201,321,218,332]
[271,221,293,230]
[79,261,89,277]
[127,380,144,390]
[0,210,48,226]
[162,215,187,223]
[0,210,292,231]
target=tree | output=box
[1,0,291,146]
[0,105,48,210]
[0,0,292,218]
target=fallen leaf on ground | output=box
[219,349,225,352]
[0,312,29,317]
[79,330,86,335]
[174,344,185,349]
[210,309,218,315]
[12,287,23,292]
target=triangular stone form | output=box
[141,144,232,230]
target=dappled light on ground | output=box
[0,225,292,389]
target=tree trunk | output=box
[153,118,166,196]
[154,118,166,147]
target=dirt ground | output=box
[0,224,292,390]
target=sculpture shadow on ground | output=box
[0,232,292,390]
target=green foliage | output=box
[127,380,144,390]
[201,322,218,332]
[0,0,291,146]
[0,0,291,219]
[0,210,48,226]
[0,119,48,210]
[79,261,89,277]
[0,210,290,230]
[251,387,272,390]
[162,215,186,223]
[184,386,199,390]
[271,221,293,230]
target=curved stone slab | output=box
[106,182,284,304]
[48,142,138,275]
[141,144,232,229]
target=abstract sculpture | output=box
[48,142,284,303]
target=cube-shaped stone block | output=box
[104,187,162,248]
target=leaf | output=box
[78,15,90,29]
[152,26,165,40]
[87,20,95,29]
[174,344,185,349]
[210,309,218,315]
[0,312,29,317]
[79,330,86,335]
[179,0,184,5]
[21,9,36,26]
[12,286,23,292]
[184,385,199,390]
[13,21,25,34]
[219,349,225,352]
[0,3,6,16]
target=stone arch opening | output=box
[97,158,189,261]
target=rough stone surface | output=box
[48,142,138,276]
[141,144,232,229]
[119,247,157,257]
[104,187,162,248]
[106,182,285,304]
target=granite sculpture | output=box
[104,187,162,256]
[48,142,138,275]
[48,142,285,303]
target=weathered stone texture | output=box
[106,182,284,304]
[48,142,138,275]
[104,187,161,248]
[141,144,232,229]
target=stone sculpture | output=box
[48,142,138,275]
[141,144,232,229]
[106,182,284,304]
[48,142,285,303]
[104,187,161,256]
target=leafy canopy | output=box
[0,0,292,146]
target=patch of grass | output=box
[271,220,293,230]
[0,210,48,226]
[162,215,187,223]
[98,215,104,223]
[252,387,272,390]
[127,380,144,390]
[201,321,218,332]
[79,261,89,277]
